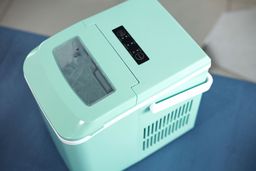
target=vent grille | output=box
[142,100,193,151]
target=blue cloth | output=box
[0,26,256,171]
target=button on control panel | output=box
[113,26,149,65]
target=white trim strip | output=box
[25,61,211,145]
[57,64,211,145]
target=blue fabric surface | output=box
[0,26,256,171]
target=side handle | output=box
[150,74,213,114]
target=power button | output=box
[135,52,145,61]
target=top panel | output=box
[88,0,211,103]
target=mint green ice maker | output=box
[23,0,213,170]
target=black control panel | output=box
[112,26,149,65]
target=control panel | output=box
[113,26,149,65]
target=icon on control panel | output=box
[116,29,127,37]
[135,52,145,61]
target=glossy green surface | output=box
[49,75,205,170]
[24,0,210,143]
[24,0,212,170]
[24,24,138,140]
[91,0,210,103]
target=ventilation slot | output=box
[142,100,193,151]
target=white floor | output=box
[205,7,256,83]
[0,0,256,83]
[0,0,227,44]
[0,0,122,36]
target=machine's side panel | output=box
[46,112,140,171]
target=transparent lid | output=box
[53,37,114,106]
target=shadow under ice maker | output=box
[24,0,213,170]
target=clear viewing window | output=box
[53,37,114,106]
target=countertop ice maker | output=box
[24,0,213,170]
